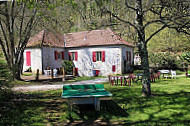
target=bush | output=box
[149,52,179,69]
[62,60,73,74]
[0,57,12,102]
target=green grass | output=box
[1,77,190,125]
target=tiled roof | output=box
[64,28,134,47]
[27,30,65,47]
[27,28,134,48]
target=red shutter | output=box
[26,51,31,66]
[61,51,64,60]
[102,51,105,62]
[69,52,71,61]
[92,52,96,62]
[126,51,128,61]
[54,51,58,60]
[129,52,131,61]
[75,52,78,61]
[112,65,116,72]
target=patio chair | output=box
[129,73,136,82]
[150,73,155,82]
[44,70,48,76]
[171,70,177,79]
[157,72,161,79]
[53,69,58,77]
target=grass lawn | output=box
[1,77,190,125]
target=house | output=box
[23,28,135,76]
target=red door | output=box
[26,51,31,66]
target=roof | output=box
[27,28,134,48]
[64,28,134,47]
[27,30,65,47]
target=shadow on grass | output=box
[65,99,129,126]
[1,82,190,125]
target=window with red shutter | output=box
[26,51,31,66]
[126,51,129,61]
[92,52,96,62]
[61,51,64,60]
[102,51,105,62]
[54,51,58,60]
[75,52,78,61]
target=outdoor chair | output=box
[150,73,155,82]
[53,69,58,77]
[129,73,136,82]
[157,72,161,79]
[44,70,48,76]
[171,70,177,79]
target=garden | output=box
[1,76,190,125]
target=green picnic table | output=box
[61,84,112,111]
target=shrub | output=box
[149,52,179,69]
[62,60,73,74]
[0,56,12,102]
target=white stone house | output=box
[23,28,135,76]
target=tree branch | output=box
[145,24,167,43]
[125,0,137,11]
[0,38,10,66]
[143,19,162,28]
[95,0,139,32]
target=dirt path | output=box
[12,78,108,92]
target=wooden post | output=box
[62,67,65,81]
[120,77,122,86]
[51,68,53,80]
[73,67,75,76]
[35,69,39,81]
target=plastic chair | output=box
[171,70,176,79]
[53,69,58,77]
[44,70,48,76]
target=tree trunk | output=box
[136,0,151,96]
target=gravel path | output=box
[12,78,108,92]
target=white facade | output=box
[23,45,134,76]
[23,47,65,74]
[68,45,134,76]
[23,48,42,74]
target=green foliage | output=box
[180,52,190,64]
[149,52,179,69]
[62,60,73,74]
[147,28,190,53]
[0,58,11,103]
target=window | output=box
[69,52,78,61]
[55,51,64,60]
[96,52,102,61]
[92,51,105,62]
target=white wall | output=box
[121,46,134,73]
[42,47,65,70]
[23,48,42,74]
[67,46,122,76]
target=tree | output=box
[82,0,190,96]
[0,1,49,80]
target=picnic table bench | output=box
[61,84,112,111]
